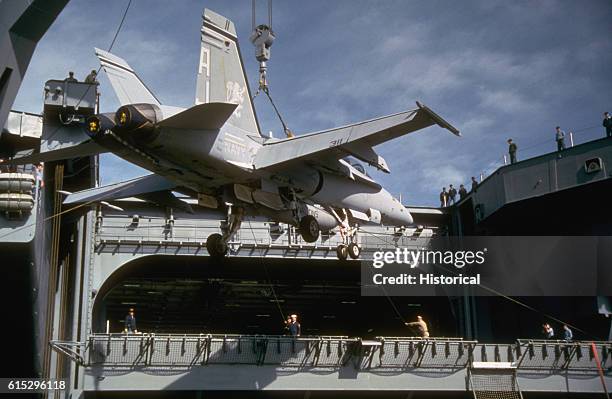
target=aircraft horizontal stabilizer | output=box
[63,174,176,205]
[137,191,193,213]
[157,102,238,130]
[3,140,107,165]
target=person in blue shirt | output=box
[563,324,573,341]
[124,308,137,333]
[288,314,301,336]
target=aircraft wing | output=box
[3,140,107,165]
[253,102,459,173]
[63,174,177,205]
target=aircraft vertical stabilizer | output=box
[95,48,161,106]
[196,9,261,136]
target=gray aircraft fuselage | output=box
[92,105,413,228]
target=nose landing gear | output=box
[336,244,348,260]
[347,242,361,259]
[336,241,361,261]
[336,221,361,261]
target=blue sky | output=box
[13,0,612,206]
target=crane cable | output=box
[262,88,294,138]
[252,0,273,31]
[250,0,294,138]
[245,220,286,324]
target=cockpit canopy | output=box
[345,157,369,177]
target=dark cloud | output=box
[13,0,612,205]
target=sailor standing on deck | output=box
[64,71,77,83]
[563,324,573,342]
[283,315,292,335]
[288,314,301,336]
[84,69,99,85]
[124,308,137,333]
[471,177,479,192]
[542,323,554,339]
[458,184,468,200]
[439,188,448,207]
[555,126,566,151]
[603,112,612,138]
[448,185,457,205]
[35,162,44,189]
[405,315,429,338]
[507,138,517,164]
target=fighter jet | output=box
[9,9,459,260]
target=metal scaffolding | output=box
[51,334,612,373]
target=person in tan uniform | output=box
[405,315,429,338]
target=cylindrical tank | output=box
[305,204,337,232]
[253,203,337,232]
[0,173,35,193]
[0,193,34,212]
[288,170,413,227]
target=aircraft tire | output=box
[299,215,320,242]
[206,233,228,257]
[348,243,360,259]
[336,244,348,261]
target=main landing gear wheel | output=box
[347,242,361,259]
[206,233,228,258]
[336,244,348,261]
[299,215,320,243]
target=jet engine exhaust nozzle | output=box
[114,103,162,141]
[86,113,116,138]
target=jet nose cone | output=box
[379,190,413,227]
[399,207,413,226]
[384,205,413,227]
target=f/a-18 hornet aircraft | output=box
[11,9,460,259]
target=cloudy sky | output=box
[13,0,612,206]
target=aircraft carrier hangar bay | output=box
[1,1,612,398]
